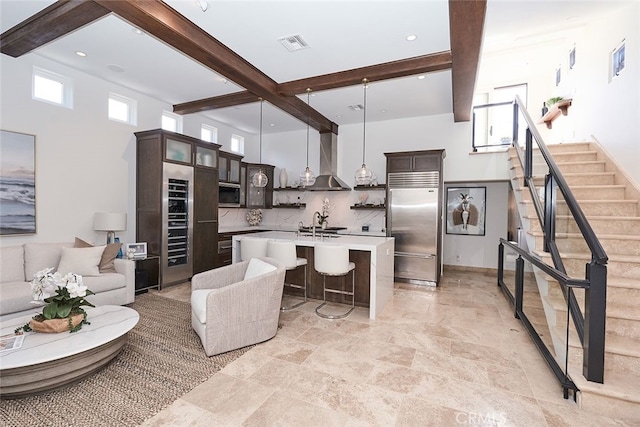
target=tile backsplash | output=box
[219,190,386,232]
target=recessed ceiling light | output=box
[75,51,87,57]
[269,123,275,127]
[417,75,426,80]
[106,64,125,73]
[380,109,387,113]
[406,34,417,41]
[132,27,143,35]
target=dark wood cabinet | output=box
[239,162,247,207]
[135,129,221,285]
[385,151,442,172]
[218,151,242,184]
[193,167,218,274]
[246,163,275,208]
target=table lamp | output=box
[94,212,127,244]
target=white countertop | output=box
[220,224,387,237]
[233,230,393,250]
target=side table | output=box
[133,255,161,293]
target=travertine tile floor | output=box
[142,270,630,426]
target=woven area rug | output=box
[1,293,252,426]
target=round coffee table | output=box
[0,305,139,398]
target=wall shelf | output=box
[350,204,385,210]
[538,99,572,129]
[354,184,386,191]
[273,203,306,209]
[273,187,303,191]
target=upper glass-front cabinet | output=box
[165,138,192,164]
[195,144,218,168]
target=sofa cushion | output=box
[0,281,36,316]
[24,242,74,280]
[74,238,121,273]
[191,289,213,324]
[56,246,105,276]
[243,258,277,281]
[83,272,126,294]
[0,246,25,282]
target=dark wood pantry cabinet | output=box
[135,129,221,286]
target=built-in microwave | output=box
[218,182,241,207]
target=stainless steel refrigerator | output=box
[387,171,442,285]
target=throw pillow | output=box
[75,237,120,273]
[243,258,277,281]
[57,246,105,276]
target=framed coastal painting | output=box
[446,186,486,236]
[0,130,36,235]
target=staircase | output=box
[508,141,640,423]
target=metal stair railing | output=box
[496,95,608,389]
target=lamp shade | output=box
[93,212,127,232]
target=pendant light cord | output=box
[259,99,263,164]
[362,78,368,165]
[306,88,311,167]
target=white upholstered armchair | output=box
[191,257,286,356]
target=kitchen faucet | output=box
[312,211,321,239]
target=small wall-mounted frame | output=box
[569,46,576,70]
[446,186,486,236]
[611,39,625,79]
[555,67,561,86]
[126,242,147,259]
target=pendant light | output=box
[354,78,374,186]
[251,99,268,188]
[299,88,316,187]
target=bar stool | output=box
[267,240,308,310]
[314,244,355,319]
[240,237,268,261]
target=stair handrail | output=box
[512,95,608,264]
[502,95,608,385]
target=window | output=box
[161,111,183,133]
[231,134,244,155]
[32,67,72,108]
[201,124,218,143]
[472,84,527,151]
[108,92,137,125]
[612,40,625,79]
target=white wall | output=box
[477,2,640,184]
[0,54,256,247]
[442,181,509,269]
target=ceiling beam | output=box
[175,91,259,115]
[175,51,452,115]
[278,51,452,95]
[93,0,337,134]
[449,0,486,122]
[0,0,110,57]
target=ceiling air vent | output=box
[278,34,309,52]
[349,104,364,111]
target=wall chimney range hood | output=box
[304,132,351,191]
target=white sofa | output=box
[0,242,135,322]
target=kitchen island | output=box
[231,231,394,319]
